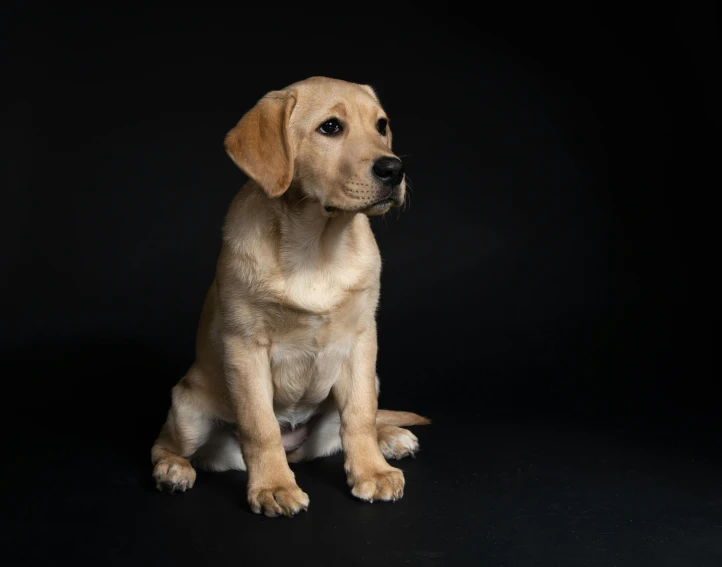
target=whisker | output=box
[404,176,414,196]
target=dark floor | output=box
[4,409,721,566]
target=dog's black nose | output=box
[372,157,404,186]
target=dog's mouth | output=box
[364,197,396,213]
[324,194,403,215]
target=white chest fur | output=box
[271,217,380,314]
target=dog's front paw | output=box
[347,465,405,503]
[248,483,309,517]
[153,457,196,493]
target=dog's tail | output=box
[376,409,431,427]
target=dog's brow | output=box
[326,102,346,116]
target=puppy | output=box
[151,76,429,517]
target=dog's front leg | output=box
[223,336,309,517]
[333,325,405,502]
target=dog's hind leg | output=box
[287,409,430,463]
[151,367,216,492]
[192,425,246,472]
[286,410,343,463]
[375,410,430,459]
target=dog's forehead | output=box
[291,78,383,119]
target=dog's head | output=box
[224,76,405,216]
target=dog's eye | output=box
[318,118,342,135]
[377,118,388,135]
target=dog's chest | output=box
[269,295,365,410]
[276,264,365,314]
[270,223,379,314]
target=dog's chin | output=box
[324,198,402,217]
[324,191,405,217]
[361,197,398,216]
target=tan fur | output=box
[151,76,429,516]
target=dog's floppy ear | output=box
[224,90,297,198]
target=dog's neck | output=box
[276,186,360,259]
[274,188,358,268]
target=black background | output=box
[2,3,721,566]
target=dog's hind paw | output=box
[153,457,197,493]
[378,426,420,460]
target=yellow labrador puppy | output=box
[151,76,429,517]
